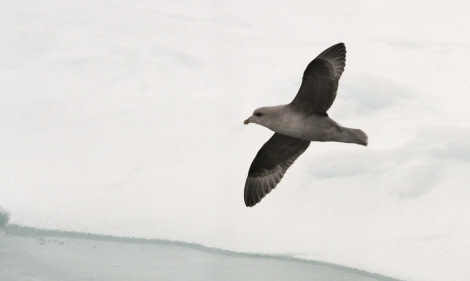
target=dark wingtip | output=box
[244,183,256,207]
[320,42,346,56]
[302,42,346,81]
[244,180,263,207]
[244,176,279,207]
[244,194,258,207]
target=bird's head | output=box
[244,105,284,128]
[244,108,265,125]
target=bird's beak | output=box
[243,117,251,125]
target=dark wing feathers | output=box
[244,133,310,207]
[290,42,346,113]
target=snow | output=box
[1,1,470,281]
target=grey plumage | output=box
[244,43,367,207]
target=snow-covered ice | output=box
[1,1,470,281]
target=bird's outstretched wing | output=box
[290,42,346,114]
[244,133,310,207]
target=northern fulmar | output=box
[243,43,368,207]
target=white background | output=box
[1,1,470,281]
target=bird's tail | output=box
[343,127,368,146]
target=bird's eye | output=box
[254,112,263,117]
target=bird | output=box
[243,43,367,207]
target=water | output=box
[0,225,402,281]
